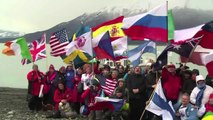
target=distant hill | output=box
[0,7,212,45]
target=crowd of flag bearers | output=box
[2,2,213,120]
[25,61,213,120]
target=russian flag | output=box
[122,3,168,42]
[92,32,115,60]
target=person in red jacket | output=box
[81,79,103,120]
[54,81,72,111]
[72,75,82,114]
[27,64,46,111]
[162,64,182,104]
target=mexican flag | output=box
[2,37,32,61]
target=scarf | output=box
[195,84,206,107]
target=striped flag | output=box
[50,29,69,57]
[95,75,117,96]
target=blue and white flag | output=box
[146,81,175,120]
[128,41,156,67]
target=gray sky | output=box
[0,0,213,33]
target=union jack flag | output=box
[21,34,46,65]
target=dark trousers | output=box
[72,102,80,114]
[129,98,146,120]
[28,96,42,111]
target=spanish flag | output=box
[92,16,125,40]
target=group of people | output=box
[26,61,213,120]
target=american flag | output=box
[21,33,46,65]
[95,75,117,96]
[50,29,69,57]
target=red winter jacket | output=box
[54,88,72,110]
[27,70,46,96]
[162,68,182,100]
[72,76,81,103]
[81,86,102,111]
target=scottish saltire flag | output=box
[94,97,124,112]
[128,41,156,67]
[146,81,175,120]
[21,34,46,65]
[92,32,115,60]
[122,3,167,42]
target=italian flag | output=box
[2,37,32,61]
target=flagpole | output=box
[140,1,168,119]
[44,33,48,72]
[140,78,161,120]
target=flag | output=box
[92,32,115,60]
[196,21,213,49]
[169,35,203,58]
[180,45,211,65]
[63,50,91,68]
[2,37,32,61]
[92,16,125,40]
[65,31,93,57]
[172,24,204,44]
[168,10,175,41]
[202,112,213,120]
[111,36,128,60]
[94,97,124,112]
[22,33,46,65]
[128,41,156,67]
[50,29,69,57]
[146,81,175,120]
[122,3,167,42]
[72,25,90,41]
[95,75,117,96]
[203,52,213,77]
[154,45,173,70]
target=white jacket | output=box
[190,85,213,105]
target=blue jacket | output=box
[173,102,198,120]
[65,69,74,90]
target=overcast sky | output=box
[0,0,213,33]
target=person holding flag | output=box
[27,64,46,112]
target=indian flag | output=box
[2,37,32,61]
